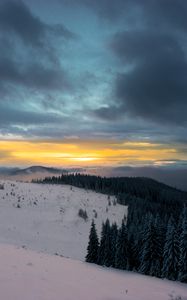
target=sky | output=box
[0,0,187,178]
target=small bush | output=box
[0,184,4,190]
[113,199,117,206]
[169,292,183,300]
[93,209,98,218]
[78,209,88,221]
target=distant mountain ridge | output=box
[0,166,84,176]
[10,166,63,176]
[0,166,63,176]
[0,166,84,182]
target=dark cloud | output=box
[58,0,187,27]
[0,103,62,126]
[110,31,183,64]
[71,0,187,30]
[58,0,129,21]
[92,106,122,121]
[139,0,187,32]
[0,0,74,47]
[99,3,187,126]
[115,53,187,125]
[0,56,69,92]
[0,0,74,97]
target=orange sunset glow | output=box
[0,140,185,167]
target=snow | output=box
[0,180,126,260]
[0,244,186,300]
[0,180,186,300]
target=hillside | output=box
[41,173,187,203]
[0,180,186,299]
[0,180,126,260]
[0,244,186,300]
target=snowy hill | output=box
[0,180,126,260]
[0,180,186,300]
[0,244,186,300]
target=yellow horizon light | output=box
[0,139,186,167]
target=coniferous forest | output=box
[35,173,187,282]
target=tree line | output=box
[86,206,187,282]
[35,173,187,281]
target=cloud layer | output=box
[0,0,186,169]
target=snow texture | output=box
[0,181,126,260]
[0,244,186,300]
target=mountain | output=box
[0,180,126,260]
[10,166,63,176]
[0,166,63,176]
[0,166,83,181]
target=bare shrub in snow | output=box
[0,184,4,190]
[113,199,117,206]
[93,209,98,218]
[78,209,88,221]
[169,292,183,300]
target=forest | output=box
[35,174,187,282]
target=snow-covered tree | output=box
[110,222,118,267]
[115,221,128,270]
[97,219,113,267]
[85,220,99,263]
[139,214,163,276]
[162,216,179,280]
[178,206,187,282]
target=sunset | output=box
[0,139,186,167]
[0,1,187,299]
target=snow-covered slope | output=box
[0,181,126,260]
[0,244,186,300]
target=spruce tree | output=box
[115,221,128,270]
[85,220,99,263]
[150,214,164,277]
[178,206,187,282]
[139,214,153,275]
[97,219,112,267]
[162,216,179,280]
[102,219,113,267]
[139,213,163,276]
[127,234,136,271]
[97,222,106,265]
[111,223,118,267]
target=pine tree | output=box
[111,223,118,267]
[139,214,153,274]
[97,219,112,267]
[115,221,128,270]
[97,222,106,265]
[139,213,163,276]
[127,234,136,271]
[102,219,112,267]
[162,216,179,280]
[85,220,99,263]
[150,214,164,277]
[178,206,187,282]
